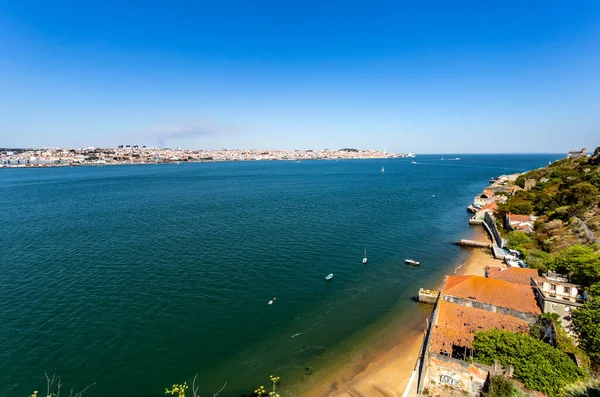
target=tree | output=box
[511,203,534,215]
[472,330,584,397]
[506,231,534,254]
[525,249,553,272]
[589,283,600,297]
[571,297,600,357]
[565,182,599,207]
[553,245,600,286]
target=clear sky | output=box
[1,1,599,153]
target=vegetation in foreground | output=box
[472,329,585,397]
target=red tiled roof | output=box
[479,202,498,212]
[431,301,530,355]
[486,267,538,286]
[507,213,532,223]
[443,275,541,314]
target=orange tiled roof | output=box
[486,267,538,286]
[444,275,541,314]
[479,202,498,212]
[431,301,530,355]
[507,213,532,223]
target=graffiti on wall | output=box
[440,374,462,388]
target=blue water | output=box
[0,154,560,396]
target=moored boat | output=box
[325,273,334,280]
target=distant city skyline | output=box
[1,2,599,152]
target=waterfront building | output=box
[532,272,585,332]
[418,275,541,396]
[504,213,537,233]
[473,192,493,207]
[485,267,538,286]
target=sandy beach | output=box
[300,228,504,397]
[453,230,503,277]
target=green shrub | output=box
[472,330,585,397]
[562,379,600,397]
[506,231,535,254]
[483,375,527,397]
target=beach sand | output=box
[453,230,503,277]
[300,228,504,397]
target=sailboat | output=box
[380,166,385,173]
[362,249,368,264]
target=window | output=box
[564,287,571,295]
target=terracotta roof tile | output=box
[507,213,532,223]
[479,202,498,212]
[431,301,531,355]
[486,267,538,286]
[443,275,541,314]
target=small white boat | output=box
[405,259,420,266]
[411,161,416,164]
[362,249,367,264]
[380,166,385,173]
[325,273,334,281]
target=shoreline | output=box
[0,157,410,169]
[298,228,503,397]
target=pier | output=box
[457,239,492,249]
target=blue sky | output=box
[1,1,599,153]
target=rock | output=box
[589,147,600,165]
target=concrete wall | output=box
[422,353,489,397]
[442,295,538,324]
[534,290,583,332]
[419,289,440,304]
[483,212,503,247]
[417,280,446,395]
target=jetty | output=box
[457,239,492,249]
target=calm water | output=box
[0,154,560,396]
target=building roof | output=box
[444,275,542,314]
[479,202,498,212]
[431,300,531,355]
[507,213,532,224]
[485,267,538,286]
